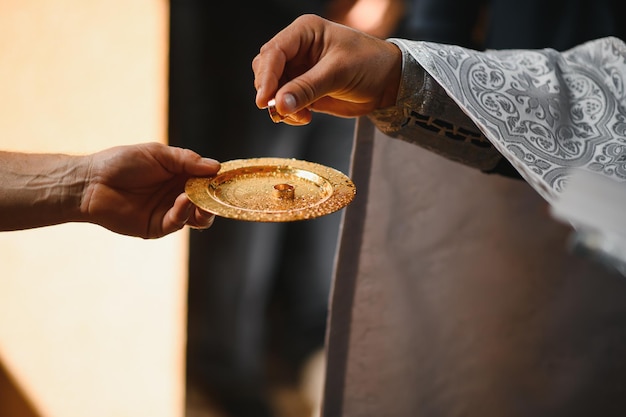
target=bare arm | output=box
[0,143,221,238]
[0,151,85,231]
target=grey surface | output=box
[323,118,626,417]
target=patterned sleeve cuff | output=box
[367,39,504,172]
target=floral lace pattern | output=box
[394,37,626,202]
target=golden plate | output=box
[185,157,356,222]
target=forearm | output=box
[0,151,87,231]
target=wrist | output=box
[379,40,403,109]
[62,154,91,223]
[28,153,89,226]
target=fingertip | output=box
[266,94,311,125]
[283,93,297,113]
[256,87,267,109]
[283,108,313,126]
[189,208,216,230]
[201,157,221,171]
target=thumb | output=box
[176,149,221,177]
[273,57,340,117]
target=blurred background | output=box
[169,1,405,417]
[0,1,406,417]
[0,1,182,417]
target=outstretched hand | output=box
[81,142,220,238]
[252,14,403,125]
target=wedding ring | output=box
[272,183,295,200]
[267,98,284,123]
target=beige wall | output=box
[0,2,187,417]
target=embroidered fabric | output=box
[370,36,626,204]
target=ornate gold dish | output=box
[185,157,356,222]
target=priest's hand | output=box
[252,14,402,126]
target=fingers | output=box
[145,142,221,177]
[253,14,320,109]
[159,194,191,236]
[187,208,215,230]
[173,148,221,177]
[253,45,286,111]
[161,194,216,237]
[273,107,313,126]
[252,14,394,122]
[253,15,333,115]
